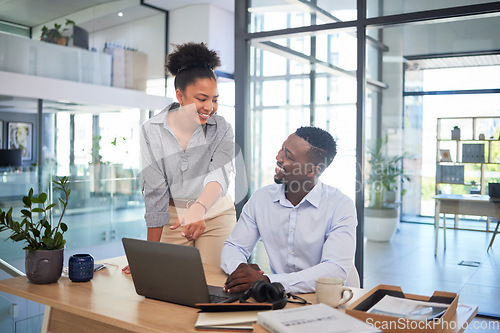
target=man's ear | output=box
[175,89,184,105]
[307,164,321,178]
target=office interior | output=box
[0,0,499,331]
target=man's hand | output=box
[223,263,269,293]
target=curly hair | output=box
[295,126,337,172]
[166,42,221,91]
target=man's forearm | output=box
[220,243,249,274]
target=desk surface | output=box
[434,194,500,202]
[0,256,478,333]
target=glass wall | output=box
[364,16,500,222]
[238,0,500,316]
[249,0,357,33]
[367,0,496,18]
[249,28,358,198]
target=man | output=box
[221,126,357,294]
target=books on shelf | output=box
[436,165,464,184]
[462,143,485,163]
[256,303,381,333]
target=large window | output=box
[236,1,500,315]
[403,62,500,220]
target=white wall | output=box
[90,13,166,81]
[168,4,234,74]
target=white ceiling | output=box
[0,0,117,27]
[0,0,234,29]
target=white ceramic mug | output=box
[315,277,353,308]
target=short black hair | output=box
[295,126,337,172]
[166,42,221,91]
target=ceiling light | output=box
[118,12,123,17]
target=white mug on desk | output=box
[315,277,353,308]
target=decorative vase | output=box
[364,207,400,242]
[451,127,461,140]
[25,248,64,284]
[69,254,94,282]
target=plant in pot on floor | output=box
[0,176,71,284]
[365,137,410,242]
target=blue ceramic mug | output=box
[68,254,94,282]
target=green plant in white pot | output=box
[365,137,410,242]
[0,176,70,284]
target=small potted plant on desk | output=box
[40,19,75,46]
[0,177,71,284]
[365,137,410,242]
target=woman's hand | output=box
[170,203,206,241]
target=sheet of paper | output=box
[367,295,449,320]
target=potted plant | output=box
[40,19,75,46]
[0,176,71,284]
[365,137,410,242]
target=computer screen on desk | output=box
[488,183,500,198]
[0,149,22,167]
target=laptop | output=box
[122,238,243,307]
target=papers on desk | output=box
[195,310,265,331]
[257,303,381,333]
[366,295,449,321]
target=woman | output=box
[123,42,236,271]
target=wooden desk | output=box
[0,256,478,333]
[434,194,500,255]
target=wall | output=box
[90,13,166,81]
[168,4,235,75]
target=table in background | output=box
[434,194,500,255]
[0,256,478,333]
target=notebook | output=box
[122,238,243,308]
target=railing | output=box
[0,258,24,277]
[0,32,112,86]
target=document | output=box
[366,295,449,321]
[257,303,381,333]
[195,310,267,331]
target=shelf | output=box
[436,116,499,197]
[437,161,500,164]
[438,139,500,142]
[0,70,171,112]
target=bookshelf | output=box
[436,116,500,196]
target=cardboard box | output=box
[345,285,458,333]
[105,47,148,91]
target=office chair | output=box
[346,263,360,288]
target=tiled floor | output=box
[252,221,500,330]
[363,222,500,318]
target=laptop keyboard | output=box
[209,294,233,303]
